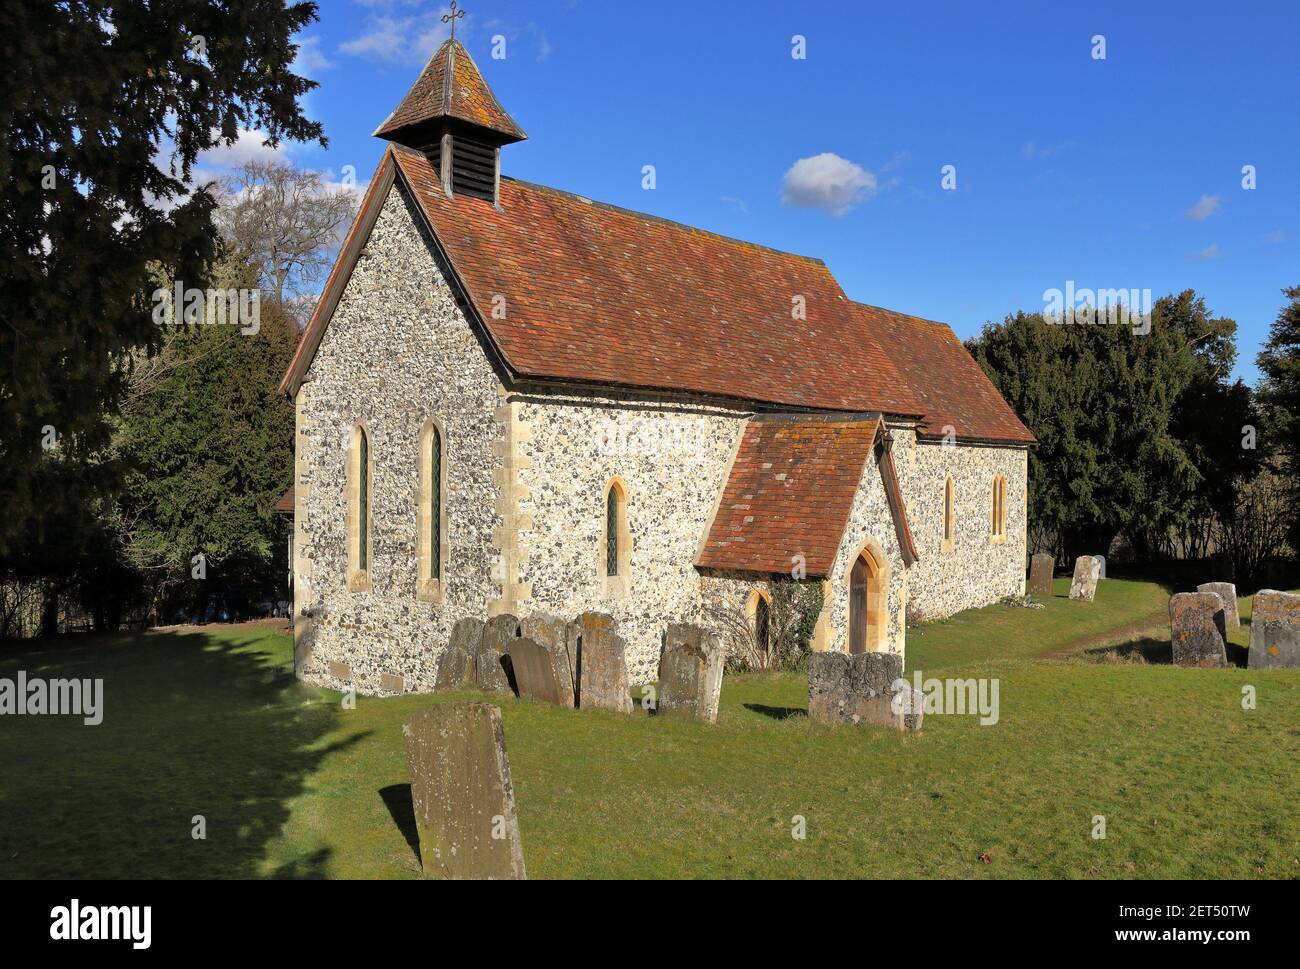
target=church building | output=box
[278,37,1035,693]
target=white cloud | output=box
[1190,243,1223,260]
[198,129,291,170]
[1185,194,1222,222]
[341,8,451,65]
[781,153,876,217]
[1265,229,1286,244]
[293,35,333,74]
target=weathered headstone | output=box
[1169,592,1228,668]
[1028,554,1055,597]
[1196,582,1240,630]
[402,702,526,880]
[475,614,520,693]
[508,637,566,706]
[808,651,915,730]
[520,612,575,707]
[657,623,725,723]
[1095,555,1106,580]
[1248,589,1300,669]
[566,612,633,713]
[435,617,483,690]
[1069,556,1101,602]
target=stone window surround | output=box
[941,474,956,555]
[417,418,449,603]
[744,586,773,651]
[347,422,374,593]
[989,473,1008,545]
[601,476,631,599]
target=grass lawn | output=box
[1,579,1297,880]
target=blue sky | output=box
[246,0,1299,383]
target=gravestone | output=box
[807,651,916,730]
[1248,590,1300,669]
[566,612,633,713]
[1196,582,1240,630]
[1169,592,1228,668]
[507,637,566,706]
[1095,555,1106,580]
[475,614,520,693]
[1069,556,1101,602]
[1028,554,1055,597]
[435,617,483,690]
[402,702,526,880]
[520,612,575,707]
[657,623,725,723]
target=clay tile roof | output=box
[854,303,1035,445]
[696,415,882,576]
[391,147,926,417]
[374,39,526,144]
[275,485,294,516]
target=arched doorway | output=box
[848,546,885,654]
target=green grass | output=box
[1,581,1297,880]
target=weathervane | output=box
[443,1,465,42]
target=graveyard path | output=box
[1037,609,1170,660]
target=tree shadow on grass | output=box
[743,703,807,721]
[379,783,420,868]
[0,625,354,879]
[1083,636,1249,668]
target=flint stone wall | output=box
[293,185,502,695]
[896,431,1029,621]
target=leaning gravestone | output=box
[1028,553,1055,597]
[1248,590,1300,669]
[403,702,525,880]
[566,612,633,713]
[435,617,483,690]
[507,637,567,706]
[520,612,575,707]
[1069,556,1101,602]
[807,651,917,730]
[1196,582,1240,630]
[1169,592,1228,668]
[475,614,520,693]
[657,623,725,723]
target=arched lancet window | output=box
[349,424,372,589]
[602,478,629,596]
[942,475,956,553]
[746,589,773,659]
[419,421,445,599]
[606,487,619,577]
[991,474,1006,541]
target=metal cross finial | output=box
[442,1,465,42]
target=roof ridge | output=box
[500,176,829,267]
[851,300,953,331]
